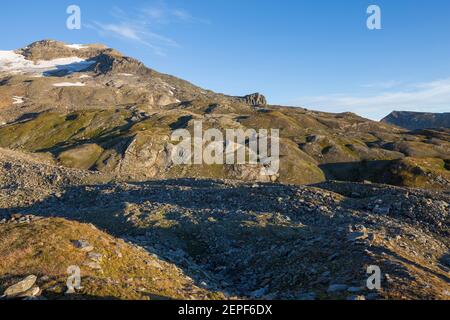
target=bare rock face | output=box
[241,93,267,106]
[88,52,149,76]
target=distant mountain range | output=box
[382,111,450,130]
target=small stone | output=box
[84,261,102,270]
[327,284,348,293]
[18,217,29,224]
[3,275,37,298]
[73,240,94,252]
[88,252,103,262]
[40,275,50,282]
[146,260,162,269]
[385,274,394,283]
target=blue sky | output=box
[1,0,450,120]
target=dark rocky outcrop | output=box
[240,93,267,106]
[88,52,149,76]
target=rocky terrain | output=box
[382,111,450,130]
[0,40,448,300]
[0,153,448,300]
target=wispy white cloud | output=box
[86,21,169,56]
[296,78,450,120]
[360,80,403,89]
[86,2,204,56]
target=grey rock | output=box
[146,260,162,269]
[115,249,123,258]
[84,261,102,270]
[73,240,94,252]
[40,275,50,282]
[3,275,37,298]
[88,252,103,262]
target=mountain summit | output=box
[0,40,266,113]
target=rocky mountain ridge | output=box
[382,111,450,130]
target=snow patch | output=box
[12,96,24,104]
[65,44,87,50]
[0,50,95,75]
[118,73,134,77]
[161,81,176,91]
[53,82,86,87]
